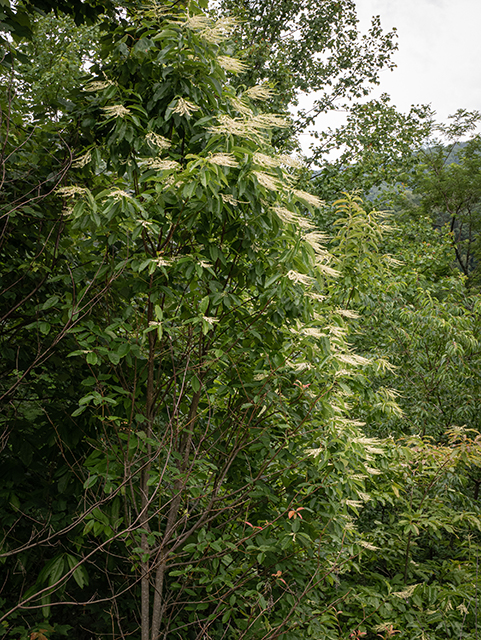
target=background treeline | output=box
[1,1,481,639]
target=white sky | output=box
[298,0,481,153]
[357,0,481,118]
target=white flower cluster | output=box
[102,105,130,118]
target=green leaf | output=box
[39,321,51,335]
[42,295,59,310]
[84,475,98,489]
[86,351,98,365]
[108,351,120,365]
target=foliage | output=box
[2,1,481,639]
[0,0,116,48]
[216,0,399,151]
[311,95,434,199]
[310,189,481,639]
[409,134,481,283]
[0,3,388,639]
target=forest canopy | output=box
[1,1,481,639]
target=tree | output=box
[216,0,399,152]
[1,4,386,639]
[311,95,434,199]
[410,135,481,283]
[311,191,481,639]
[0,0,117,48]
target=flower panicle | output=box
[218,55,249,73]
[56,185,88,197]
[146,132,171,150]
[207,153,239,168]
[244,84,275,101]
[102,105,130,118]
[172,97,200,117]
[286,270,314,286]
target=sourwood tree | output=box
[1,3,388,639]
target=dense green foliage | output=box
[1,1,481,639]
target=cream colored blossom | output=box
[328,325,348,338]
[85,80,113,92]
[218,56,248,73]
[221,194,238,205]
[102,105,130,118]
[209,114,288,142]
[278,154,305,168]
[273,206,314,230]
[308,292,326,302]
[300,327,324,338]
[253,153,280,168]
[209,115,248,138]
[108,189,132,201]
[253,171,280,191]
[72,150,92,168]
[201,17,238,43]
[384,254,404,266]
[286,270,314,286]
[366,444,387,455]
[316,261,341,278]
[351,435,378,444]
[344,499,364,509]
[375,358,397,373]
[203,316,219,324]
[378,386,402,400]
[304,231,328,256]
[172,98,200,117]
[146,132,171,150]
[56,185,87,197]
[228,96,253,116]
[141,1,170,20]
[286,359,312,372]
[153,257,172,268]
[160,175,176,191]
[351,436,384,455]
[392,584,419,599]
[297,216,316,230]
[358,540,379,551]
[365,466,381,475]
[336,308,360,319]
[183,14,211,31]
[357,491,371,502]
[252,114,289,129]
[273,206,300,225]
[306,447,324,457]
[292,189,323,208]
[136,219,155,229]
[244,84,275,101]
[141,159,180,171]
[336,353,370,367]
[207,153,238,168]
[180,15,238,43]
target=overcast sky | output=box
[356,0,481,119]
[298,0,481,152]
